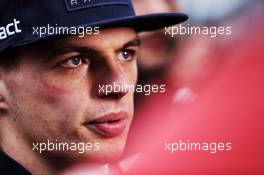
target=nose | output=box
[98,81,129,99]
[92,55,131,100]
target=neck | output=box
[0,117,57,175]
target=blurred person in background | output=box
[132,0,179,83]
[127,0,264,174]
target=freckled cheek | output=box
[35,80,89,137]
[36,78,87,114]
[37,81,67,105]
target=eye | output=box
[118,49,136,62]
[60,57,88,69]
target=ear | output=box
[0,75,9,112]
[0,94,8,111]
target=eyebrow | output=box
[42,36,141,63]
[43,46,98,63]
[123,36,141,49]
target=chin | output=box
[94,141,126,162]
[71,147,125,165]
[78,138,127,163]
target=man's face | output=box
[2,28,139,164]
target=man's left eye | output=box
[118,50,136,61]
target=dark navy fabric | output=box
[0,0,188,54]
[0,151,31,175]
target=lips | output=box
[85,112,128,138]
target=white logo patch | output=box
[0,19,22,40]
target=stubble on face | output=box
[2,28,139,165]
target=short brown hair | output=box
[0,48,20,71]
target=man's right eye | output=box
[60,56,88,69]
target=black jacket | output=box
[0,151,31,175]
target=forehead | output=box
[18,28,137,55]
[49,28,137,50]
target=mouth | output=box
[84,112,128,138]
